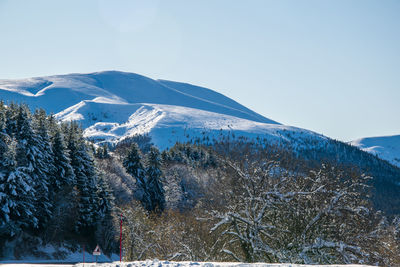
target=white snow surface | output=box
[350,135,400,168]
[0,261,374,267]
[0,71,327,148]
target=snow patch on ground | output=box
[0,243,118,264]
[79,262,373,267]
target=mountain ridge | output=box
[0,71,311,149]
[0,70,277,120]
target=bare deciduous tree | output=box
[211,158,386,264]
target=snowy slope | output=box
[350,135,400,168]
[0,71,326,148]
[0,71,275,124]
[55,100,327,149]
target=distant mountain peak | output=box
[0,71,329,149]
[0,71,277,124]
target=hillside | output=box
[351,135,400,168]
[57,101,328,150]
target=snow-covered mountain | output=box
[351,135,400,168]
[0,71,328,149]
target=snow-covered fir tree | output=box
[123,144,165,212]
[95,171,117,253]
[15,105,52,229]
[34,109,57,202]
[96,172,115,220]
[144,146,165,212]
[0,102,6,136]
[123,143,145,179]
[4,103,18,137]
[51,127,75,190]
[95,144,109,159]
[0,102,7,156]
[123,143,148,205]
[64,122,99,234]
[0,138,37,237]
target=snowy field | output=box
[0,261,375,267]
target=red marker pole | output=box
[120,212,123,262]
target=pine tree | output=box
[0,138,37,237]
[0,102,7,157]
[144,146,165,212]
[123,143,146,186]
[43,124,78,240]
[5,102,18,137]
[51,127,75,190]
[123,143,149,209]
[15,105,52,229]
[95,144,109,159]
[34,109,57,200]
[65,122,99,234]
[0,101,6,135]
[96,173,115,219]
[47,114,60,138]
[95,172,117,254]
[123,144,165,212]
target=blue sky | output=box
[0,0,399,141]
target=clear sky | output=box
[0,0,399,141]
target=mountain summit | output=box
[0,71,324,148]
[0,71,275,123]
